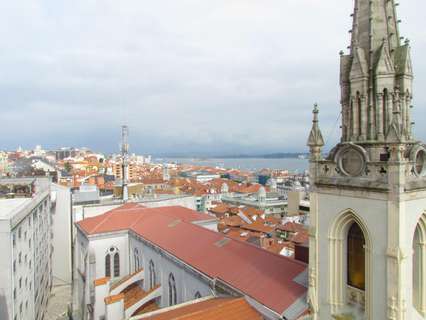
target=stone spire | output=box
[307,103,324,160]
[340,0,413,144]
[350,0,400,59]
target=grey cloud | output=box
[0,0,425,154]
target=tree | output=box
[64,162,72,173]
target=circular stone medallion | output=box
[340,148,364,177]
[415,149,426,176]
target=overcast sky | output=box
[0,0,425,155]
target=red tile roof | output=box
[77,203,213,235]
[277,222,307,233]
[241,221,274,234]
[77,205,308,315]
[94,277,110,287]
[142,297,262,320]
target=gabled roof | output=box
[76,204,308,316]
[77,203,213,235]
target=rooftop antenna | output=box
[121,125,129,202]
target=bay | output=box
[156,157,309,173]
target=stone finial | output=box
[307,103,325,160]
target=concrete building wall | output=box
[316,192,388,319]
[51,184,73,284]
[0,185,52,320]
[90,234,130,280]
[140,196,196,211]
[287,190,304,216]
[140,238,211,308]
[0,224,12,320]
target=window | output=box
[113,252,120,277]
[347,222,365,290]
[413,215,426,315]
[12,234,16,247]
[134,248,140,271]
[13,260,16,272]
[149,260,156,289]
[19,278,22,289]
[105,247,119,278]
[13,289,16,300]
[168,273,177,306]
[105,254,111,277]
[18,227,21,239]
[18,253,22,264]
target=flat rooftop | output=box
[0,197,32,220]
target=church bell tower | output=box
[307,0,426,319]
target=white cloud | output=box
[0,0,425,154]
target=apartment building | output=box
[0,178,53,320]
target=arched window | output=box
[114,252,120,277]
[105,254,111,277]
[149,260,156,289]
[347,222,365,290]
[168,273,177,306]
[105,247,119,278]
[194,291,202,299]
[413,215,426,315]
[134,248,140,271]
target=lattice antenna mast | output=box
[121,125,129,202]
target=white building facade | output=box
[0,178,53,320]
[307,0,425,319]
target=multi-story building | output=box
[0,178,53,320]
[222,187,287,217]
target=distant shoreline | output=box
[157,153,308,160]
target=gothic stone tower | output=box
[307,0,426,319]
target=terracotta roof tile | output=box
[123,283,160,310]
[77,204,308,315]
[277,222,307,233]
[94,277,110,287]
[241,221,274,234]
[105,293,124,305]
[77,204,212,235]
[142,297,262,320]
